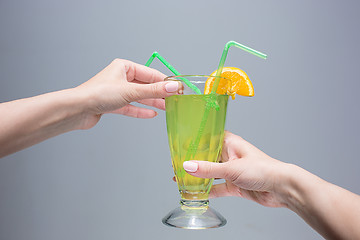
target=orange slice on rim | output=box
[204,67,254,99]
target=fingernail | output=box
[165,82,179,92]
[183,161,198,173]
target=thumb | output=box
[129,81,181,101]
[183,161,233,179]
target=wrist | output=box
[0,88,92,157]
[60,87,99,130]
[270,163,304,208]
[274,163,323,212]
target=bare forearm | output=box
[281,164,360,240]
[0,88,88,157]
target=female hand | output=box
[75,59,181,129]
[182,131,360,240]
[0,59,181,157]
[183,131,291,208]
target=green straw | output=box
[212,41,267,94]
[145,52,201,94]
[185,41,267,162]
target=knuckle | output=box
[151,84,160,96]
[121,105,130,115]
[148,71,156,83]
[111,58,126,75]
[123,86,140,102]
[128,90,141,102]
[112,59,131,74]
[202,162,213,177]
[222,162,238,182]
[112,58,123,65]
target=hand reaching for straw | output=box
[0,59,182,158]
[75,59,183,124]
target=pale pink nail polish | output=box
[183,161,198,173]
[165,82,178,92]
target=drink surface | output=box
[166,94,228,200]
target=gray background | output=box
[0,0,359,239]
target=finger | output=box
[209,183,241,199]
[131,79,157,85]
[172,175,219,182]
[137,98,165,110]
[110,104,157,118]
[132,79,184,94]
[126,81,182,102]
[183,161,238,181]
[114,59,167,83]
[219,131,238,163]
[222,130,258,159]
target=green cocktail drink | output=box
[145,41,266,230]
[163,75,229,229]
[166,94,228,200]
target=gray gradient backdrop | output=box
[0,0,359,239]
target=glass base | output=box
[162,200,226,229]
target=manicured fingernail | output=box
[183,161,198,173]
[165,82,179,92]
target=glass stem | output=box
[180,199,209,208]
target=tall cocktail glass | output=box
[163,75,229,229]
